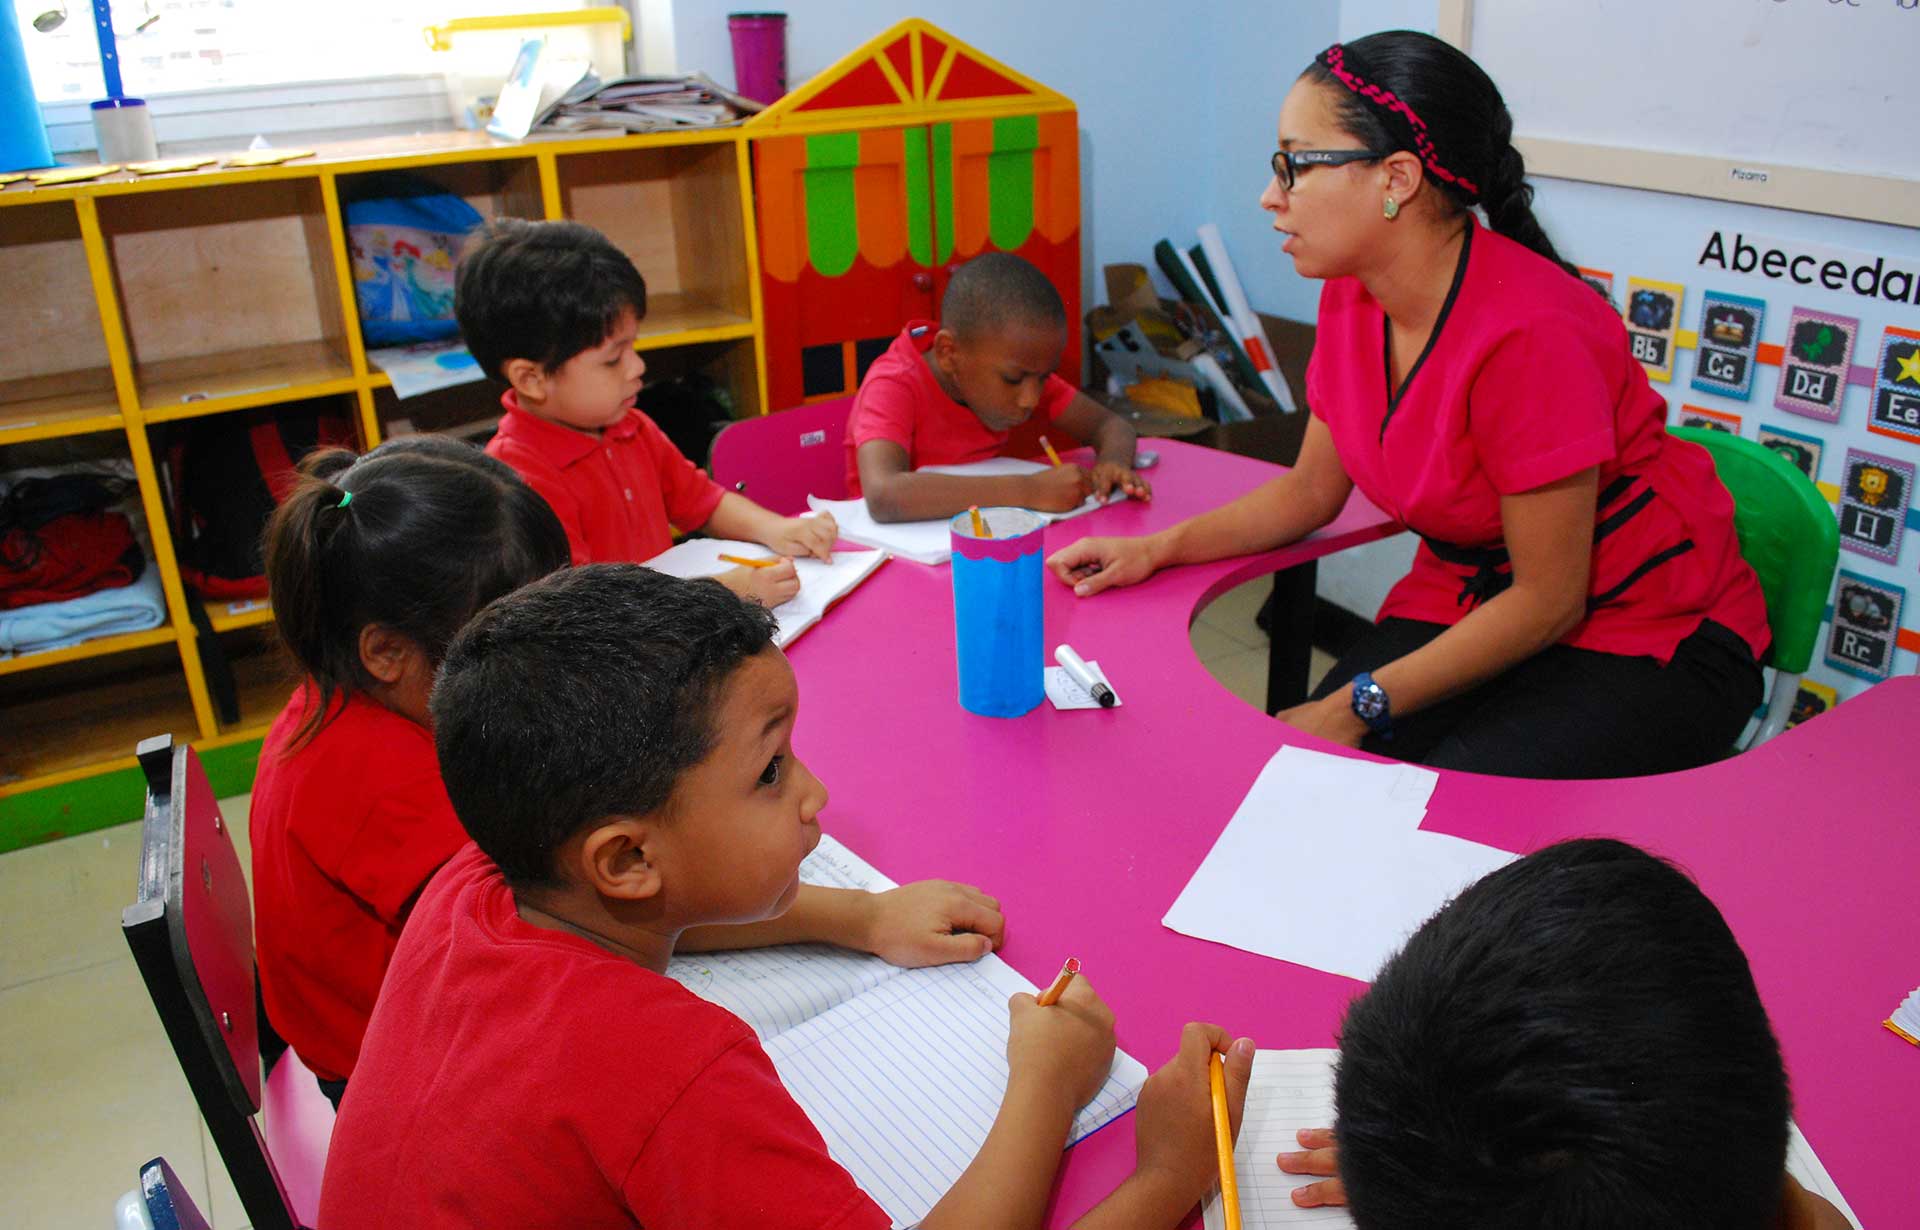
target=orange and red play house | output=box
[745,19,1082,413]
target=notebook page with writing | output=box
[1203,1050,1355,1229]
[644,539,887,647]
[663,835,903,1037]
[764,956,1150,1229]
[1207,1052,1861,1230]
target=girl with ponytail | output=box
[250,436,570,1104]
[1050,31,1771,782]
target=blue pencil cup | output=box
[950,507,1045,718]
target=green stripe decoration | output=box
[932,122,955,265]
[0,737,264,854]
[988,115,1038,252]
[904,126,932,268]
[803,132,861,278]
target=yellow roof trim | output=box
[744,18,1073,134]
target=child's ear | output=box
[358,624,424,686]
[503,357,547,404]
[578,819,665,903]
[931,329,960,368]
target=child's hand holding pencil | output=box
[1107,1025,1256,1225]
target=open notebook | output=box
[1204,1050,1863,1230]
[665,836,1149,1229]
[645,539,887,647]
[810,457,1127,565]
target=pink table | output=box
[786,439,1917,1227]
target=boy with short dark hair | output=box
[1275,838,1851,1230]
[319,565,1255,1229]
[458,218,833,607]
[847,251,1152,522]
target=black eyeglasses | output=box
[1270,148,1393,190]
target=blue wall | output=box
[670,0,1338,322]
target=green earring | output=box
[1383,196,1400,220]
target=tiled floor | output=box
[0,578,1326,1229]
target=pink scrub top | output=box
[1307,221,1770,665]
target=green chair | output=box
[1670,425,1840,748]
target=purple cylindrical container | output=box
[728,12,788,106]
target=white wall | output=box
[668,0,1337,322]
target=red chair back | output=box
[124,735,329,1230]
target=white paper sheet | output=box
[1044,661,1122,709]
[1788,1121,1863,1230]
[645,539,886,647]
[812,458,1127,565]
[1162,747,1509,981]
[666,836,1148,1229]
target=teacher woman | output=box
[1048,32,1770,779]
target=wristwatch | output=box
[1350,671,1393,740]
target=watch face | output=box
[1354,682,1387,721]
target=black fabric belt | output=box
[1417,474,1692,611]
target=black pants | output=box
[1310,617,1763,779]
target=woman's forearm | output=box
[1149,471,1343,571]
[1370,581,1584,718]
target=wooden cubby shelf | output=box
[0,125,772,818]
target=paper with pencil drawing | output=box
[644,539,886,648]
[810,457,1127,565]
[1204,1051,1860,1230]
[665,835,1148,1229]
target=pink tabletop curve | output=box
[786,438,1916,1228]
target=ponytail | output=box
[1305,32,1585,283]
[261,436,570,746]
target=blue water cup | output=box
[950,507,1046,718]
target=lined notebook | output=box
[665,836,1149,1229]
[1205,1050,1863,1230]
[810,457,1127,565]
[645,539,887,647]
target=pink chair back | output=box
[123,735,332,1230]
[708,396,855,515]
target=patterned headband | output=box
[1315,43,1481,203]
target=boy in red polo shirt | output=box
[846,252,1153,522]
[320,565,1256,1230]
[459,219,836,606]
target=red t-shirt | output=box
[486,391,727,565]
[319,843,892,1230]
[844,321,1076,495]
[249,683,467,1083]
[1308,222,1770,665]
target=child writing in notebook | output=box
[250,436,573,1104]
[458,218,836,605]
[254,439,1047,1109]
[320,564,1257,1229]
[846,251,1152,523]
[1270,838,1850,1230]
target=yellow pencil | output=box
[1035,956,1080,1006]
[1039,435,1064,467]
[1211,1053,1242,1230]
[969,505,989,538]
[719,553,780,568]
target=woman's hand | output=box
[1046,535,1164,597]
[1275,692,1368,747]
[1276,1127,1348,1207]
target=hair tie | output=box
[336,490,354,509]
[1316,43,1481,204]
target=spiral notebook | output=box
[665,836,1148,1229]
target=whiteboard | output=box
[1448,0,1920,225]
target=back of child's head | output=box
[1333,837,1789,1230]
[264,435,570,739]
[454,218,648,381]
[430,564,777,888]
[941,251,1066,341]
